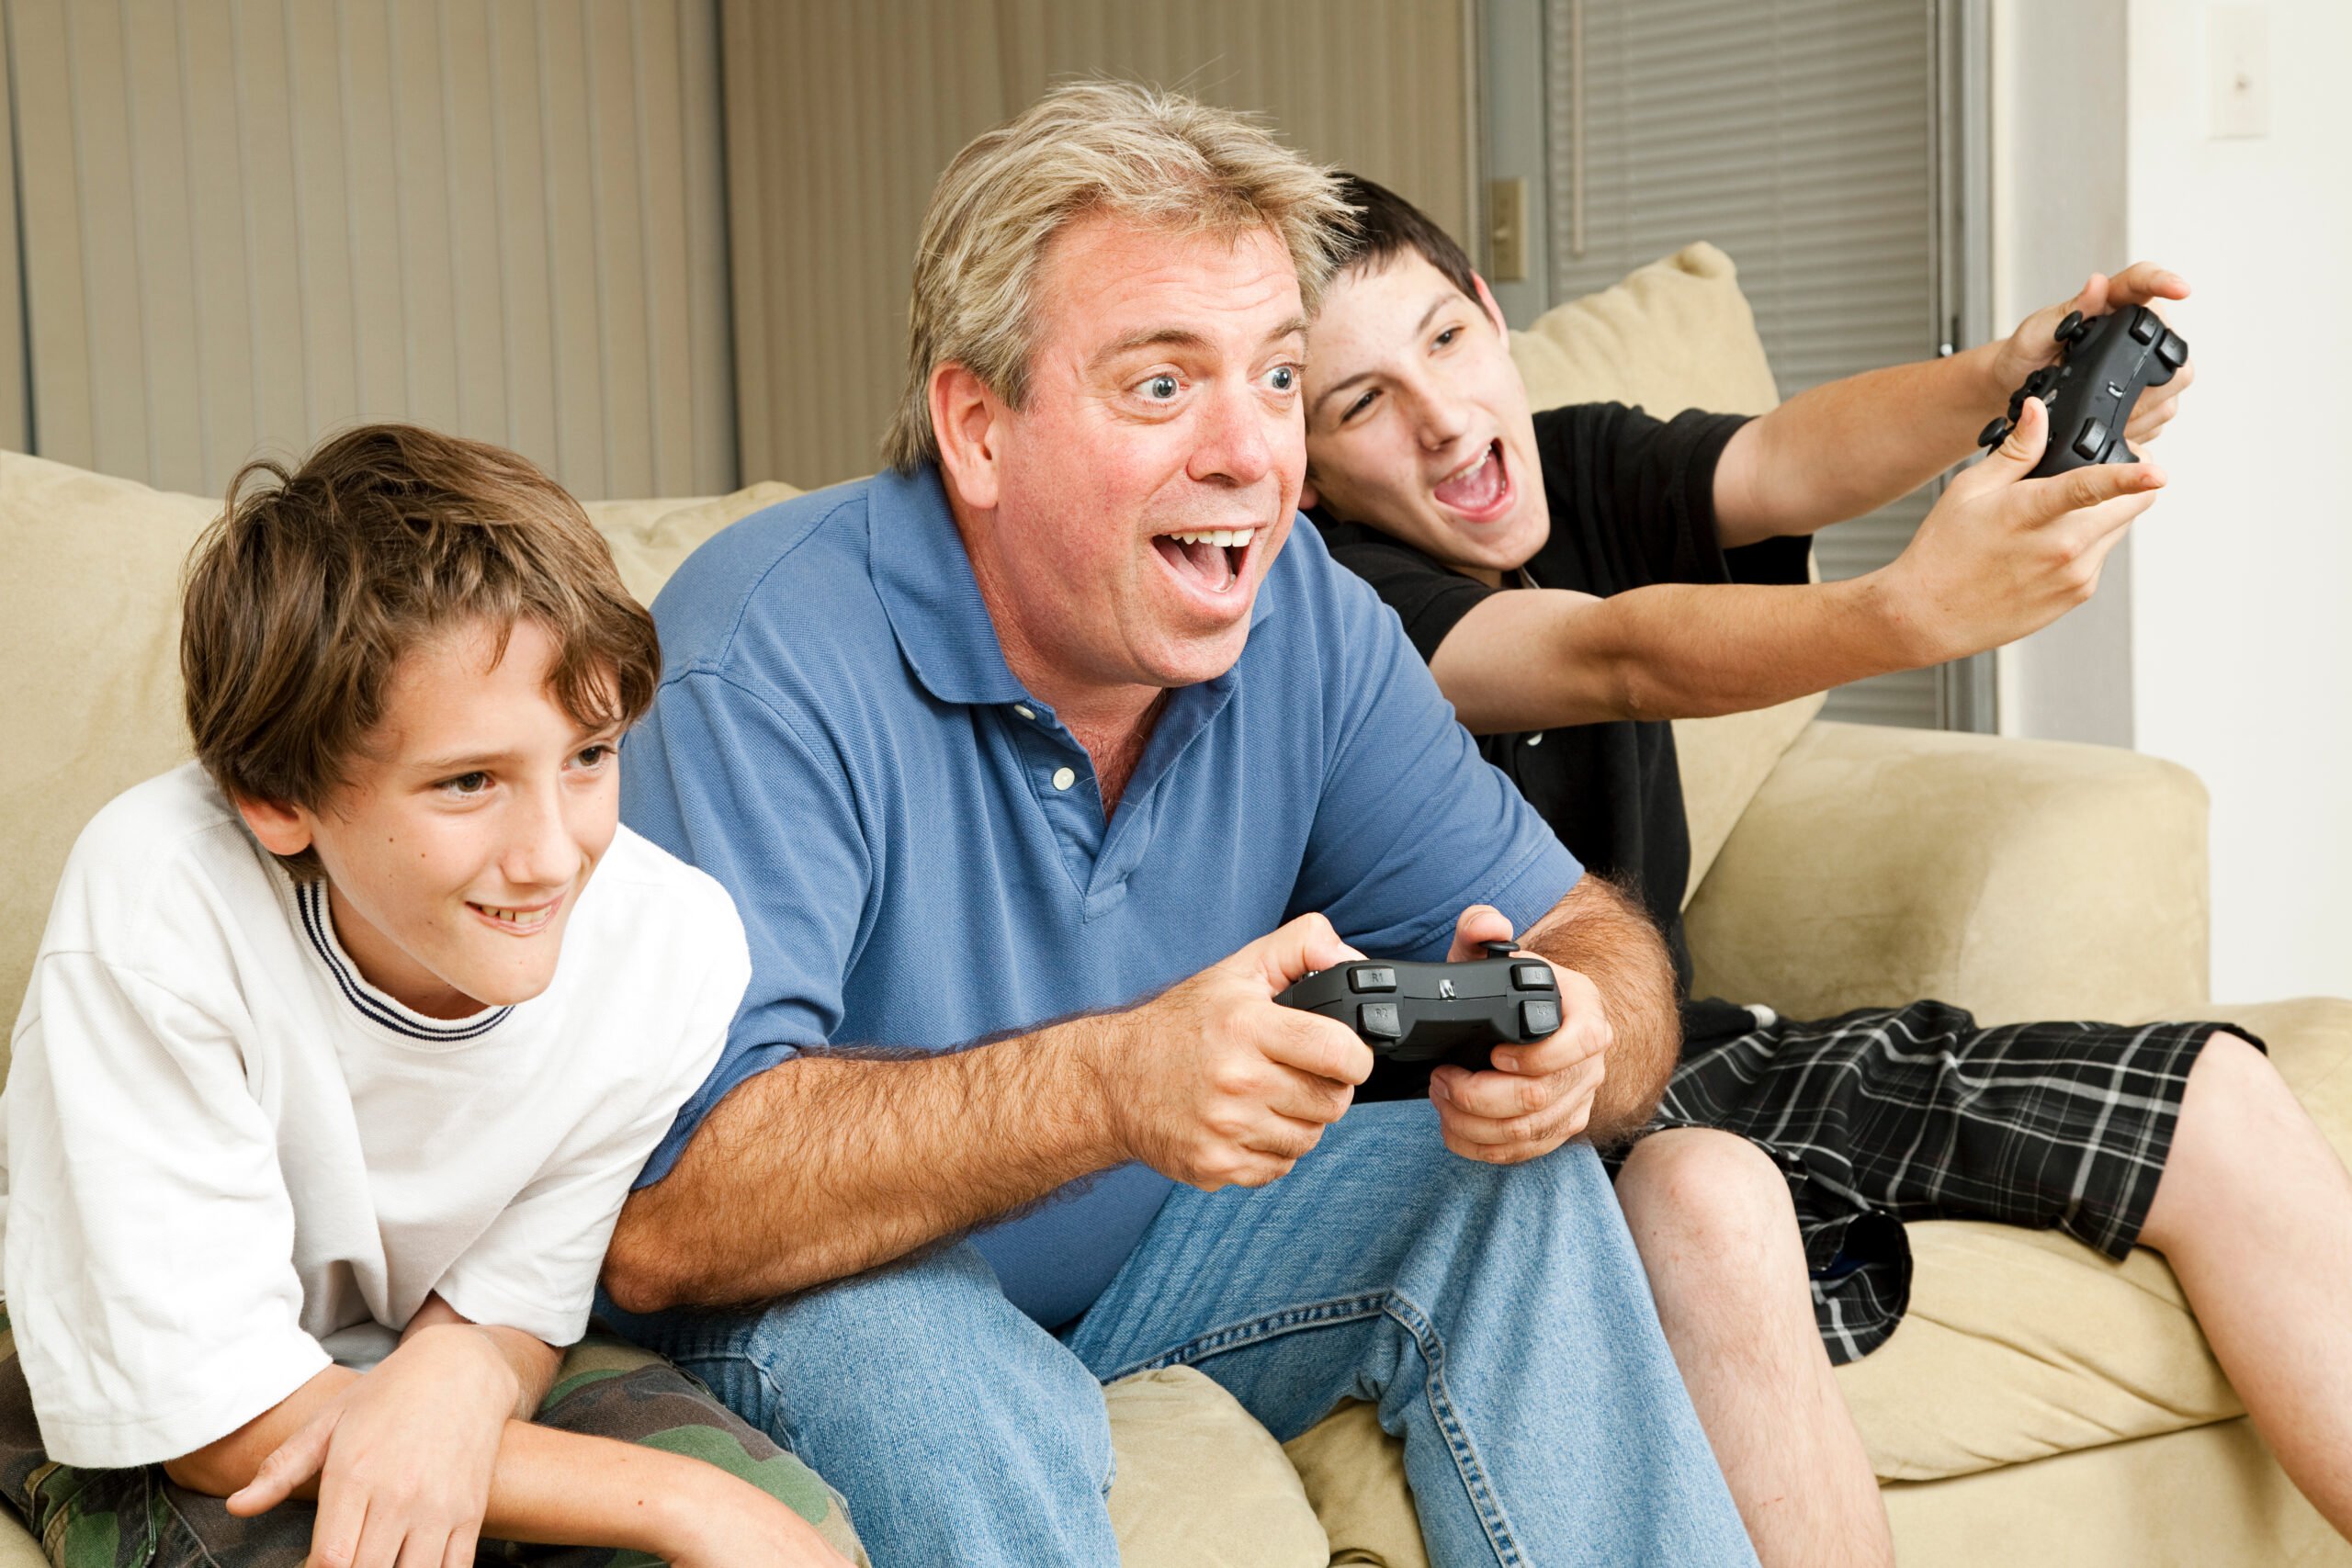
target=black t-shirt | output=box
[1316,402,1809,1044]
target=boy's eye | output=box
[441,772,491,797]
[574,743,614,769]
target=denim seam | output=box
[665,1348,808,1462]
[1107,1289,1523,1567]
[154,1475,227,1568]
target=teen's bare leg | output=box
[2138,1032,2352,1535]
[1616,1129,1894,1568]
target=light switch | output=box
[1487,177,1529,283]
[2209,4,2270,140]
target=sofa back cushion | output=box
[0,452,790,1074]
[1506,242,1823,905]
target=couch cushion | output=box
[0,453,793,1077]
[1104,1367,1330,1567]
[1504,243,1821,902]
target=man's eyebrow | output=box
[1308,292,1457,423]
[1089,316,1309,372]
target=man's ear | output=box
[1472,273,1510,339]
[931,363,1005,513]
[234,794,315,859]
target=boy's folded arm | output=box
[160,1363,359,1498]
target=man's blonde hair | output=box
[882,80,1352,472]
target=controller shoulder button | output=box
[2129,308,2159,344]
[1510,963,1555,991]
[2072,417,2110,462]
[2155,331,2189,371]
[1520,998,1561,1037]
[1348,965,1398,994]
[1360,1001,1403,1040]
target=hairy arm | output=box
[1520,874,1679,1148]
[604,1021,1125,1314]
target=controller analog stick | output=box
[1977,415,2011,448]
[2055,310,2086,344]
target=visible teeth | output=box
[1163,528,1256,547]
[1444,449,1493,484]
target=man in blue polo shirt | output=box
[601,83,1757,1567]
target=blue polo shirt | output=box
[623,463,1578,1327]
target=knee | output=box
[2177,1031,2305,1168]
[1616,1129,1803,1292]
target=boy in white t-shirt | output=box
[0,425,862,1566]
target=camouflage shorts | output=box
[0,1308,866,1567]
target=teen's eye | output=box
[440,772,492,797]
[1434,325,1461,350]
[1141,373,1181,401]
[1343,388,1379,423]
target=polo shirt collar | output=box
[867,461,1284,711]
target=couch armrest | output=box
[1682,722,2211,1026]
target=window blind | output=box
[1545,0,1948,727]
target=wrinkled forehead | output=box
[1030,211,1308,367]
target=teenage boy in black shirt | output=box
[1304,176,2352,1567]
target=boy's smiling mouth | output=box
[468,893,563,934]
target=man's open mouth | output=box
[1432,440,1512,524]
[1150,526,1257,595]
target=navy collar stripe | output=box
[296,880,512,1042]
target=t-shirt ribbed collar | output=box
[292,876,514,1048]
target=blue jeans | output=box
[606,1100,1754,1567]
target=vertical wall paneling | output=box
[720,0,1476,490]
[4,0,735,501]
[0,0,29,451]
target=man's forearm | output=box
[1717,342,2005,547]
[605,1018,1124,1313]
[1521,875,1679,1148]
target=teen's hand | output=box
[1875,395,2165,663]
[1427,905,1610,1164]
[1989,262,2195,446]
[1087,913,1374,1190]
[664,1468,857,1568]
[227,1323,520,1568]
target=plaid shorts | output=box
[1627,1001,2249,1365]
[0,1310,867,1568]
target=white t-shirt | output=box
[0,763,749,1468]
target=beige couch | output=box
[3,245,2347,1566]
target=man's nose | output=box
[1188,378,1280,488]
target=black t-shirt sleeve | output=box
[1311,521,1500,666]
[1529,402,1810,593]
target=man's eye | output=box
[1144,374,1180,400]
[441,772,491,796]
[1268,365,1298,393]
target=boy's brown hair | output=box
[182,423,660,859]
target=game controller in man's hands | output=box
[1978,304,2189,478]
[1275,942,1563,1074]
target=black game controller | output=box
[1978,304,2188,478]
[1275,942,1561,1075]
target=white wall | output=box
[2120,1,2352,1001]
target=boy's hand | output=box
[1427,906,1610,1164]
[228,1323,521,1568]
[1989,263,2194,446]
[664,1465,857,1567]
[1876,395,2165,664]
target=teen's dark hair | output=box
[1331,174,1481,303]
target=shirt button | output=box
[1051,766,1076,791]
[1526,732,1545,747]
[1014,705,1036,720]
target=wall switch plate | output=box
[1487,176,1529,282]
[2209,4,2271,140]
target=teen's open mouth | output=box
[1433,440,1512,524]
[1150,526,1257,595]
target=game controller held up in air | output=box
[1275,942,1562,1077]
[1978,303,2189,479]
